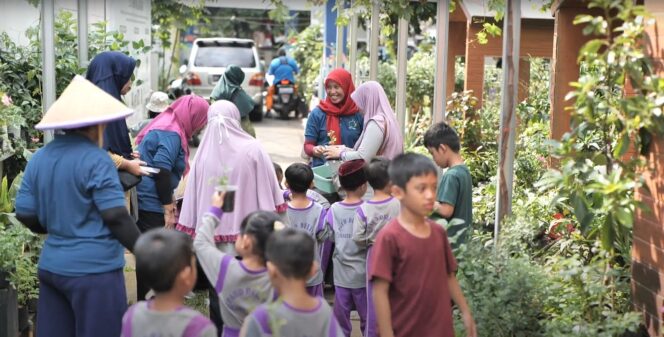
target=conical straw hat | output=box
[36,75,134,130]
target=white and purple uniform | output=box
[322,201,368,337]
[352,196,400,337]
[242,298,341,337]
[194,208,275,337]
[286,200,327,296]
[121,301,217,337]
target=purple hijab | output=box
[350,81,403,159]
[176,100,285,242]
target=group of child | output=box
[120,121,477,337]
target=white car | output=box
[183,37,265,121]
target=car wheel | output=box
[249,101,263,122]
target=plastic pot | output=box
[215,185,237,213]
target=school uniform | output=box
[194,208,275,337]
[285,200,327,296]
[353,196,400,337]
[323,201,368,337]
[121,301,217,337]
[15,133,128,337]
[243,298,341,337]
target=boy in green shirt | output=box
[423,122,473,246]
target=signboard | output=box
[106,0,152,125]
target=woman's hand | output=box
[212,191,225,209]
[313,146,326,158]
[163,203,176,229]
[324,145,344,160]
[123,158,148,176]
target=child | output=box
[370,153,476,337]
[194,192,279,337]
[352,157,400,337]
[284,163,327,296]
[240,228,342,337]
[276,161,331,209]
[423,122,473,246]
[122,229,217,337]
[322,159,368,337]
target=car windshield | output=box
[194,44,256,68]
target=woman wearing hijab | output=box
[15,76,140,337]
[324,81,404,161]
[85,51,144,176]
[134,94,209,300]
[177,100,285,332]
[210,65,256,137]
[304,68,364,167]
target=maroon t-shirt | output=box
[369,219,457,337]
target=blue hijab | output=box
[85,51,136,157]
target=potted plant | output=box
[0,174,42,335]
[213,167,236,213]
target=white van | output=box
[183,38,265,121]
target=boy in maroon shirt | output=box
[369,153,476,337]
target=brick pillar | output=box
[464,21,485,106]
[549,6,593,141]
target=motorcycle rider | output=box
[266,48,300,112]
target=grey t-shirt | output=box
[243,298,341,337]
[353,196,400,247]
[194,210,275,333]
[286,201,326,287]
[323,201,367,289]
[121,301,217,337]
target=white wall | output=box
[0,0,152,125]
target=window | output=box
[194,44,256,68]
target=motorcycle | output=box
[268,77,308,120]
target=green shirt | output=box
[437,164,473,244]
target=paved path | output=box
[254,116,308,169]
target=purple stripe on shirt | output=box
[253,306,272,334]
[238,261,267,274]
[215,255,234,293]
[287,200,314,211]
[326,209,334,229]
[282,297,323,314]
[329,313,339,337]
[209,206,223,219]
[121,304,137,337]
[317,208,327,233]
[338,200,364,207]
[366,196,394,205]
[356,207,368,224]
[222,326,240,337]
[182,315,214,337]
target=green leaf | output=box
[613,133,630,158]
[614,207,633,228]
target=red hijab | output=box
[318,68,359,145]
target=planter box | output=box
[0,287,18,337]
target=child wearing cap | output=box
[146,91,170,119]
[321,159,368,337]
[121,229,217,337]
[240,228,342,337]
[352,157,400,337]
[283,163,327,296]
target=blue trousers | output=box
[37,268,127,337]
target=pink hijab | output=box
[350,81,403,159]
[136,95,209,175]
[176,100,285,242]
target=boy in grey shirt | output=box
[353,157,400,337]
[121,229,217,337]
[195,192,279,337]
[241,229,342,337]
[284,163,327,296]
[321,159,369,337]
